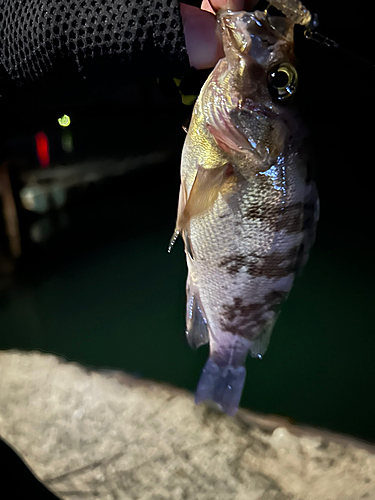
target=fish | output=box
[171,7,319,416]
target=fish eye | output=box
[268,62,298,100]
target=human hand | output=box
[180,0,259,70]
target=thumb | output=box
[180,3,224,70]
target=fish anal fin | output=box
[186,282,209,349]
[248,312,280,359]
[177,164,228,230]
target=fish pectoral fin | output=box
[207,122,251,155]
[183,227,194,261]
[186,283,209,349]
[177,164,228,230]
[176,179,188,231]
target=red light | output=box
[35,131,50,168]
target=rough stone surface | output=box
[0,350,374,500]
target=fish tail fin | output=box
[195,358,246,416]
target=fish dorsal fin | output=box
[186,283,209,349]
[176,164,229,231]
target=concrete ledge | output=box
[0,350,374,500]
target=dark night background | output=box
[0,1,374,497]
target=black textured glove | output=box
[0,0,190,86]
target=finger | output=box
[201,0,259,14]
[180,3,224,70]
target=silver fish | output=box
[172,8,319,415]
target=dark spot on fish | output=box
[222,294,286,323]
[220,293,288,339]
[219,247,299,279]
[243,202,304,234]
[220,319,269,339]
[219,255,248,275]
[246,247,299,279]
[222,297,264,322]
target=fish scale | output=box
[173,7,318,416]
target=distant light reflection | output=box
[61,129,74,153]
[35,131,50,168]
[58,114,71,127]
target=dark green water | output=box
[1,149,374,443]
